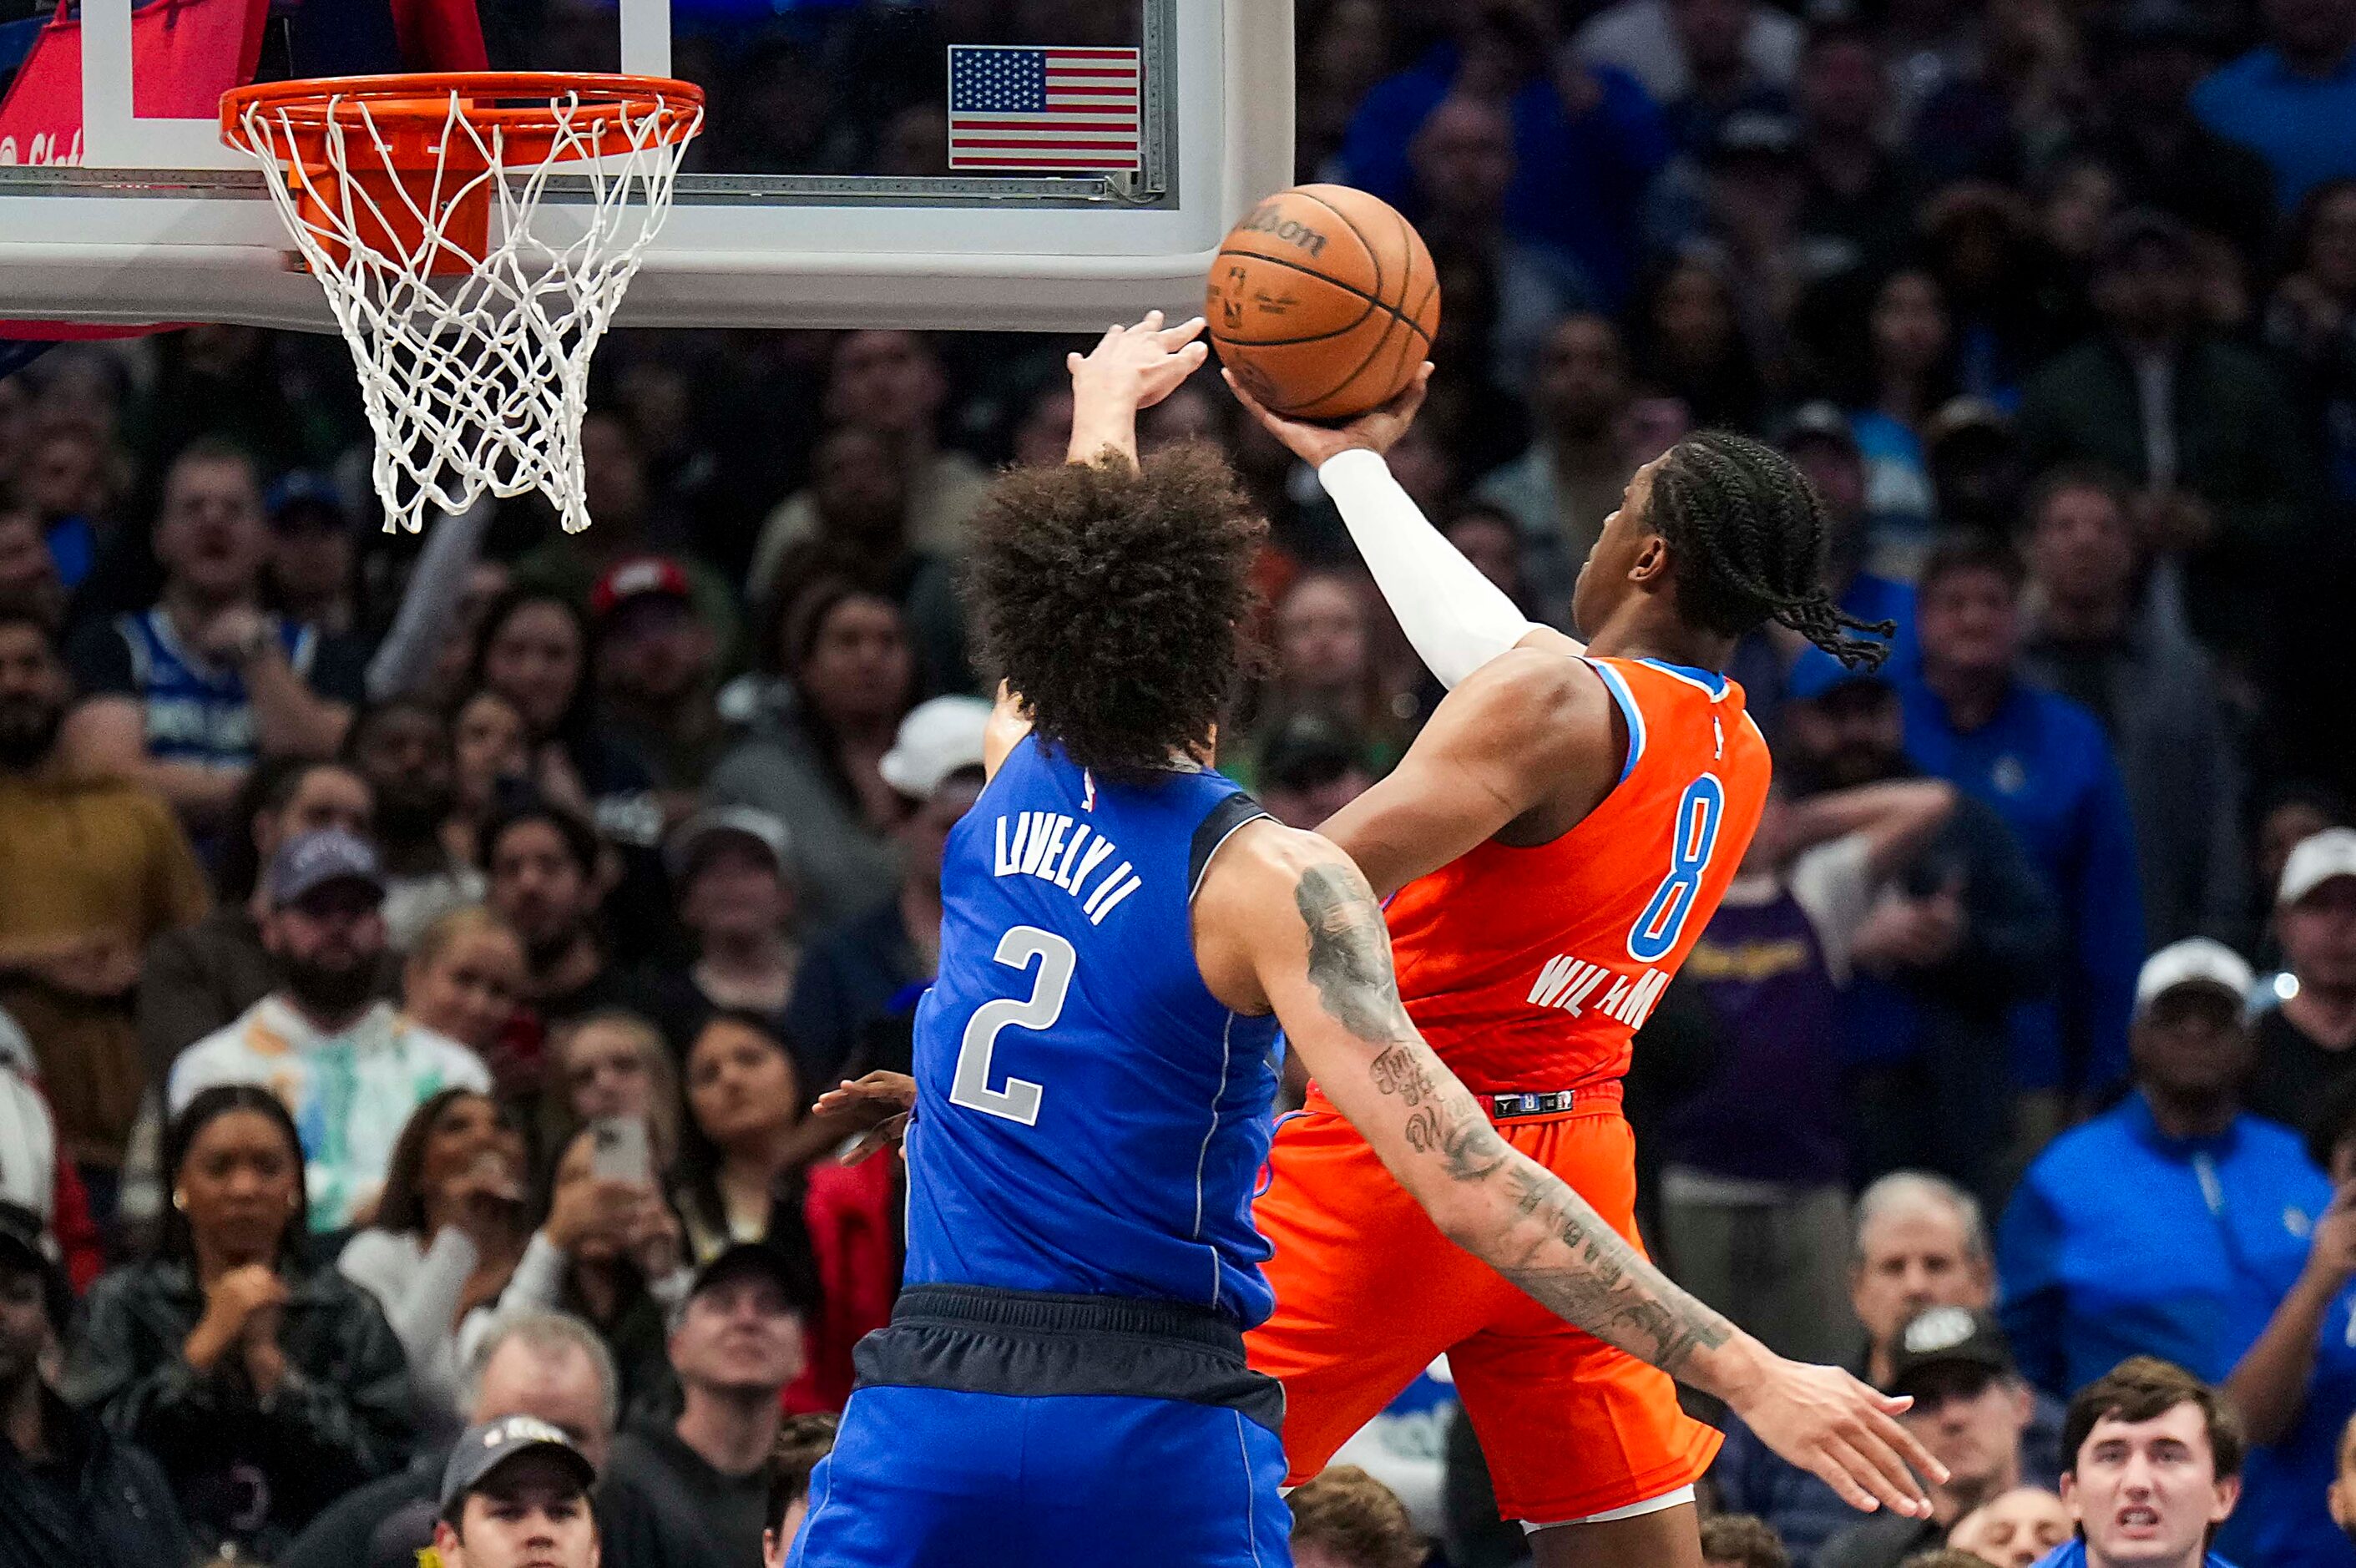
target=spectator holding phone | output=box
[337,1089,533,1440]
[542,1009,682,1186]
[463,1119,686,1424]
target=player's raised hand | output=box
[1067,311,1209,413]
[1222,361,1431,468]
[1065,311,1208,465]
[1730,1358,1946,1518]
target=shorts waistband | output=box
[861,1285,1283,1433]
[888,1283,1248,1358]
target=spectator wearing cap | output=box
[1778,649,2060,1203]
[0,1197,193,1568]
[2015,207,2317,668]
[280,1309,625,1568]
[68,1085,414,1558]
[508,410,740,660]
[432,1414,601,1568]
[1336,3,1670,308]
[786,694,988,1090]
[709,580,915,933]
[1925,397,2030,541]
[1657,773,1955,1367]
[1818,1308,2057,1568]
[590,555,731,803]
[1712,1171,2067,1561]
[1255,713,1376,832]
[599,1242,809,1568]
[1901,538,2143,1130]
[2072,2,2276,275]
[63,440,367,840]
[1475,313,1637,622]
[0,606,209,1196]
[262,470,359,639]
[2192,0,2356,213]
[2016,465,2246,951]
[627,807,801,1054]
[345,696,485,950]
[2247,830,2356,1139]
[2051,1357,2244,1568]
[137,757,387,1080]
[2000,939,2331,1405]
[2222,1055,2356,1566]
[168,829,491,1231]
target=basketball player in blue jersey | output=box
[788,316,1939,1568]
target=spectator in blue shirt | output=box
[1899,539,2143,1118]
[2220,1073,2356,1568]
[1332,0,1671,306]
[2000,938,2328,1404]
[2192,0,2356,213]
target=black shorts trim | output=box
[854,1284,1287,1434]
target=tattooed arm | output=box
[1191,822,1944,1520]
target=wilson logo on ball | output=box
[1236,205,1329,258]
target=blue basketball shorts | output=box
[787,1285,1292,1568]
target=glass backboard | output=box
[0,0,1290,330]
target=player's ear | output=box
[1627,534,1671,586]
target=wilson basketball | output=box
[1206,184,1440,422]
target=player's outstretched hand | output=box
[1067,311,1209,415]
[1222,361,1431,468]
[812,1071,918,1166]
[1732,1358,1946,1519]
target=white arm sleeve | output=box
[1317,448,1545,689]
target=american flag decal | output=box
[947,45,1142,172]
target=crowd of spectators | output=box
[6,0,2356,1563]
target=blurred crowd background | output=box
[6,0,2356,1565]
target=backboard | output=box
[0,0,1292,332]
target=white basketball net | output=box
[230,83,703,534]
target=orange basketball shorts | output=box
[1246,1093,1721,1525]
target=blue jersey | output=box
[902,735,1284,1326]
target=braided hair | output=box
[1646,431,1895,669]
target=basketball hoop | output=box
[221,73,705,534]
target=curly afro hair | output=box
[964,442,1266,780]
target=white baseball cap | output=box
[880,696,993,801]
[2279,827,2356,907]
[2134,937,2255,1016]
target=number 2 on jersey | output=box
[950,926,1074,1126]
[1627,774,1724,963]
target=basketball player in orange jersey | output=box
[1224,362,1904,1567]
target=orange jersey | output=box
[1385,655,1771,1095]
